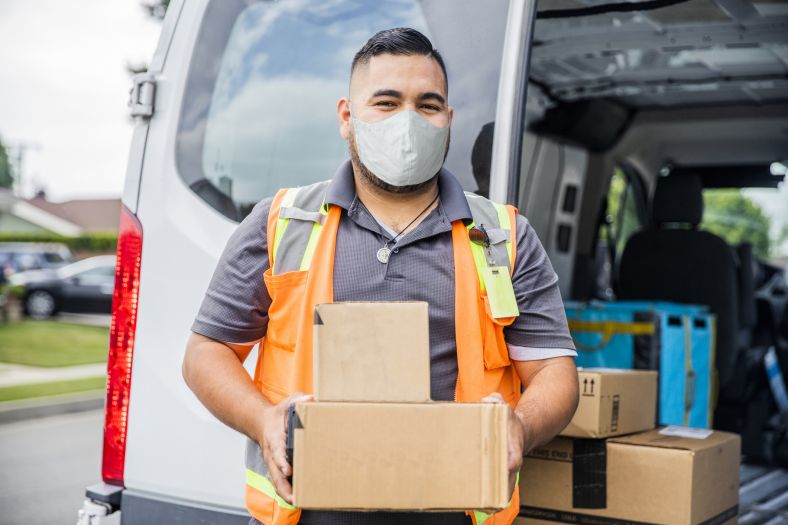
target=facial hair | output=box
[347,120,451,195]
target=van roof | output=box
[532,0,788,108]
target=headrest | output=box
[652,174,704,227]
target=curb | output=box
[0,391,105,424]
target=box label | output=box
[658,425,713,440]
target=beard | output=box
[348,123,451,195]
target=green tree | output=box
[701,190,771,258]
[0,140,14,190]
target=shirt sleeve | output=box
[190,197,274,344]
[504,213,577,358]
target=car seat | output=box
[616,173,741,393]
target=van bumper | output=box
[79,483,249,525]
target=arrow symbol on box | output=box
[590,379,595,394]
[583,378,588,394]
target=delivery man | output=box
[183,27,579,525]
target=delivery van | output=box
[78,0,788,523]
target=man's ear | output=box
[337,97,351,140]
[448,105,454,128]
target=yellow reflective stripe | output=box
[467,221,489,293]
[271,188,300,274]
[568,320,656,352]
[245,469,297,510]
[299,202,329,271]
[472,471,519,525]
[492,202,513,267]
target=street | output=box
[0,409,102,525]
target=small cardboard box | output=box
[519,427,740,525]
[561,368,657,438]
[313,302,431,402]
[292,401,510,511]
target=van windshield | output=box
[176,0,510,222]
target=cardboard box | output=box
[519,427,740,525]
[313,302,431,402]
[292,401,509,511]
[561,368,658,438]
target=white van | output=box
[78,0,788,522]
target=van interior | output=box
[504,0,788,510]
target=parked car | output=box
[11,254,116,318]
[78,0,788,523]
[0,242,74,276]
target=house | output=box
[0,187,121,235]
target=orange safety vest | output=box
[244,180,522,525]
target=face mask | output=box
[351,108,449,187]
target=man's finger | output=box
[271,439,292,477]
[267,458,293,502]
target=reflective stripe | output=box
[491,202,513,268]
[245,469,297,510]
[299,203,329,271]
[467,221,491,292]
[272,188,301,274]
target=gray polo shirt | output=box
[193,160,575,525]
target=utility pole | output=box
[5,140,42,198]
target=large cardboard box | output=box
[313,302,431,402]
[519,427,741,525]
[561,369,658,438]
[292,401,509,511]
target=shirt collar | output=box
[325,159,473,223]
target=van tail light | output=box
[102,204,143,486]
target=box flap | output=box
[609,427,739,452]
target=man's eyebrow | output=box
[370,89,403,98]
[419,92,446,105]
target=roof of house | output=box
[26,196,121,233]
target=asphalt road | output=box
[0,409,103,525]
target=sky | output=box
[0,0,161,202]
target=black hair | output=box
[351,27,448,90]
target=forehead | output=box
[350,53,447,98]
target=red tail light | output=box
[102,204,143,485]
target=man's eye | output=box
[421,104,440,111]
[375,101,396,107]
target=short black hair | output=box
[351,28,448,91]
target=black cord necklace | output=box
[375,192,440,264]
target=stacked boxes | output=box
[291,302,510,511]
[518,368,740,525]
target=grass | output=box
[0,319,109,367]
[0,376,106,403]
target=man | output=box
[183,28,578,525]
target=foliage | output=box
[0,139,13,190]
[0,376,106,403]
[0,319,109,367]
[0,231,117,252]
[701,190,772,259]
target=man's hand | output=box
[257,392,313,504]
[482,392,528,497]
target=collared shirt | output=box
[193,160,576,525]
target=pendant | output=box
[376,246,392,264]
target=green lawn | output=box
[0,376,106,403]
[0,320,109,367]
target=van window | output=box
[177,0,510,222]
[701,185,788,263]
[597,166,647,298]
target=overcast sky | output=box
[0,0,161,202]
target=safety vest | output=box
[245,180,522,525]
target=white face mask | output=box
[351,108,449,187]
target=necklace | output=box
[375,192,440,264]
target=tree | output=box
[701,190,772,259]
[0,139,14,190]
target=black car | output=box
[11,255,117,318]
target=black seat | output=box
[616,174,741,391]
